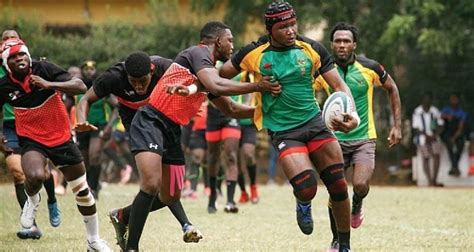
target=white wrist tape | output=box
[351,111,360,127]
[187,84,198,95]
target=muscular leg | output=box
[223,137,239,205]
[207,141,221,210]
[309,141,350,249]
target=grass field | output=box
[0,183,473,251]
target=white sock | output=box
[83,213,100,242]
[27,192,40,205]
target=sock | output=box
[202,165,209,187]
[126,190,154,250]
[209,176,217,206]
[353,191,367,205]
[226,180,237,204]
[189,162,200,191]
[328,205,338,242]
[237,174,246,192]
[43,176,57,204]
[338,231,351,249]
[87,164,102,192]
[168,200,190,228]
[28,192,41,205]
[247,164,257,185]
[14,183,28,209]
[120,195,167,225]
[84,213,100,242]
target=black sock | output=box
[209,176,217,206]
[86,164,102,192]
[226,180,236,204]
[237,174,246,192]
[247,164,257,185]
[328,205,338,242]
[14,183,27,209]
[126,190,154,250]
[168,200,190,228]
[189,162,200,191]
[353,190,367,205]
[202,165,209,187]
[338,231,351,250]
[43,175,57,204]
[121,195,168,225]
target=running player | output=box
[75,51,203,250]
[219,2,358,251]
[119,21,280,251]
[0,38,110,251]
[1,29,61,240]
[314,22,402,251]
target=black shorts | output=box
[206,105,240,131]
[181,121,194,148]
[3,120,21,154]
[269,113,336,157]
[76,124,106,150]
[240,124,257,146]
[129,105,185,165]
[18,137,83,166]
[189,129,207,150]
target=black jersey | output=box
[93,56,172,131]
[0,61,72,147]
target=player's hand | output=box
[74,122,98,132]
[29,74,51,89]
[166,84,191,96]
[257,76,281,97]
[387,126,402,147]
[0,136,13,154]
[331,112,358,133]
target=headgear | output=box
[264,1,296,34]
[1,38,32,73]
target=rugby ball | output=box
[322,91,353,130]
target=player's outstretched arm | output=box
[211,96,254,119]
[30,75,86,95]
[197,67,281,96]
[75,88,100,132]
[383,75,402,147]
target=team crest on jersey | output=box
[297,58,306,76]
[264,62,272,70]
[8,91,21,101]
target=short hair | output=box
[125,51,151,78]
[330,22,358,42]
[200,21,230,41]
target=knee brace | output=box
[68,174,95,207]
[320,163,348,202]
[289,169,317,202]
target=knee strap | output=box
[320,163,348,202]
[68,174,95,207]
[289,169,317,202]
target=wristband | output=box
[187,84,198,95]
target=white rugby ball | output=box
[322,91,353,130]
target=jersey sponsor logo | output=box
[8,91,22,101]
[229,119,239,127]
[149,143,159,150]
[297,58,306,76]
[278,141,286,150]
[124,89,136,96]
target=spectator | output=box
[412,92,444,186]
[441,93,467,176]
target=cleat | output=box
[207,205,217,214]
[16,225,42,240]
[47,201,61,227]
[21,195,40,228]
[296,202,313,235]
[204,187,211,197]
[119,165,133,184]
[239,191,249,203]
[351,201,364,229]
[190,191,198,200]
[87,239,112,252]
[223,202,239,213]
[326,240,339,252]
[182,223,203,243]
[108,208,128,251]
[250,185,259,204]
